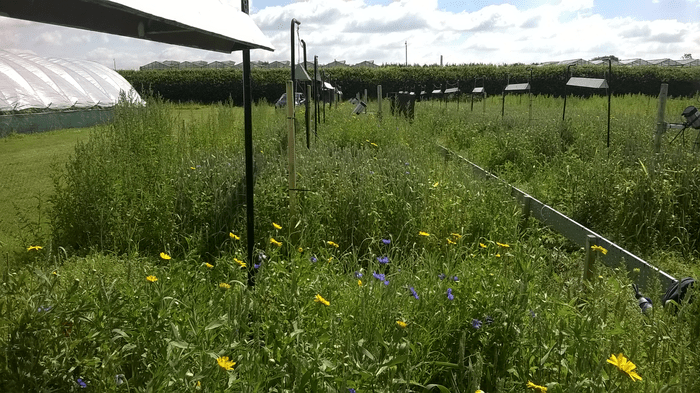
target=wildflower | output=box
[472,319,482,329]
[607,353,642,381]
[377,256,389,264]
[496,254,501,257]
[447,238,456,245]
[160,252,171,260]
[372,272,386,281]
[382,238,391,245]
[37,306,52,312]
[219,282,231,289]
[476,391,484,393]
[438,273,446,280]
[314,294,330,306]
[77,378,87,388]
[453,276,459,282]
[591,245,608,255]
[451,233,462,239]
[52,271,58,276]
[205,263,214,269]
[270,238,282,247]
[27,245,43,251]
[310,256,318,263]
[115,374,126,385]
[254,263,261,269]
[496,242,510,248]
[146,275,158,282]
[229,233,240,240]
[354,271,363,279]
[234,258,246,268]
[298,247,304,253]
[258,252,267,262]
[526,381,547,392]
[348,389,356,393]
[396,320,407,328]
[327,241,340,248]
[384,280,390,285]
[217,356,236,371]
[371,142,378,147]
[419,231,430,237]
[409,287,419,299]
[358,280,362,286]
[432,181,439,187]
[447,288,454,301]
[328,257,334,263]
[272,222,282,230]
[190,166,196,170]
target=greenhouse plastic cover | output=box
[0,49,143,112]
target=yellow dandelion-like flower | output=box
[234,258,246,268]
[52,271,58,276]
[526,381,547,392]
[419,231,430,237]
[496,253,501,257]
[216,356,236,371]
[205,263,214,269]
[358,280,362,286]
[496,242,510,248]
[190,166,196,170]
[476,390,484,393]
[229,233,240,240]
[447,238,456,245]
[328,257,334,263]
[298,247,304,253]
[314,294,330,306]
[146,275,158,282]
[160,252,171,260]
[396,320,407,328]
[371,142,378,147]
[451,233,462,239]
[607,353,642,381]
[272,222,282,230]
[219,282,231,289]
[479,243,487,248]
[27,245,43,251]
[432,181,439,187]
[270,238,282,247]
[327,240,339,248]
[591,245,608,255]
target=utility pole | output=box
[405,41,407,66]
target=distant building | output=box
[140,61,168,70]
[646,59,681,67]
[619,58,650,66]
[267,60,290,69]
[162,60,180,68]
[207,61,236,69]
[353,60,378,68]
[324,60,348,68]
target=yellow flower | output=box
[451,233,462,239]
[314,294,330,306]
[27,245,43,251]
[328,257,334,263]
[496,242,510,248]
[591,245,608,255]
[496,253,501,257]
[234,258,246,268]
[205,263,214,269]
[298,247,304,253]
[526,381,547,392]
[219,282,231,289]
[52,271,58,276]
[479,243,487,248]
[216,356,236,371]
[419,231,430,237]
[160,252,171,260]
[190,166,196,170]
[358,280,362,286]
[270,238,282,247]
[272,222,282,230]
[327,241,339,248]
[396,320,407,328]
[432,181,439,187]
[229,232,240,240]
[607,353,642,381]
[371,142,378,147]
[476,391,484,393]
[447,238,456,245]
[146,275,158,282]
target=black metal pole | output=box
[290,19,300,94]
[562,64,575,121]
[301,39,309,149]
[314,56,318,138]
[607,59,612,149]
[242,0,255,287]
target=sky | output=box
[1,0,700,70]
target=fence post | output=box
[286,80,296,215]
[377,85,382,119]
[584,235,598,282]
[519,195,532,234]
[655,83,668,154]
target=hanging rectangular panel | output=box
[566,77,608,89]
[504,83,530,92]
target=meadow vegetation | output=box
[1,93,699,392]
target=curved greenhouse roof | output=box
[0,50,143,112]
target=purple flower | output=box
[310,256,318,263]
[472,319,482,329]
[447,288,454,301]
[438,273,446,280]
[409,287,419,299]
[77,378,87,388]
[348,389,356,393]
[383,280,390,285]
[453,276,459,282]
[372,272,385,281]
[382,238,391,245]
[254,263,261,269]
[37,306,52,313]
[354,271,363,279]
[377,256,389,264]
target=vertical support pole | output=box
[501,89,505,118]
[483,92,486,113]
[241,0,255,287]
[655,83,668,154]
[306,84,311,149]
[286,80,296,215]
[377,85,383,119]
[314,56,319,137]
[519,195,532,235]
[528,68,533,123]
[364,89,368,113]
[607,59,612,149]
[584,235,598,282]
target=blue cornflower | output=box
[377,256,389,264]
[310,256,318,263]
[372,272,385,281]
[37,306,52,313]
[447,288,454,301]
[348,389,356,393]
[77,378,87,388]
[409,287,419,299]
[354,271,363,279]
[383,280,390,285]
[453,275,459,282]
[254,263,261,269]
[382,238,391,245]
[438,273,446,280]
[472,319,482,329]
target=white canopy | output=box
[0,50,143,112]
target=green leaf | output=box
[424,383,451,393]
[205,317,227,331]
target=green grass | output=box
[1,96,700,392]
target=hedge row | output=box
[119,64,700,105]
